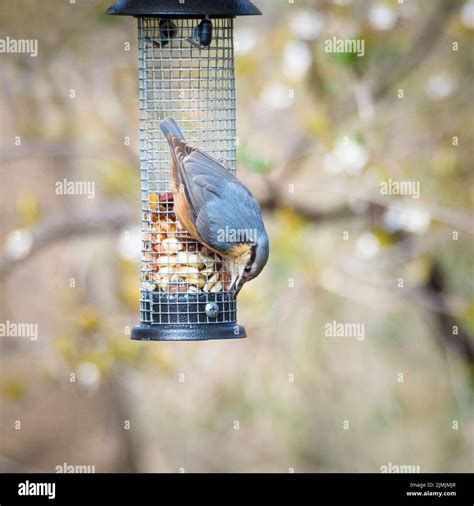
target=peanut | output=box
[160,273,180,292]
[143,281,155,292]
[154,267,175,281]
[178,265,201,285]
[210,281,223,293]
[197,275,206,288]
[157,254,178,268]
[177,251,204,269]
[200,265,215,275]
[145,192,233,294]
[162,237,183,253]
[203,272,220,292]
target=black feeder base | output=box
[131,323,246,341]
[132,291,246,341]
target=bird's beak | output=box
[228,261,246,298]
[232,277,245,297]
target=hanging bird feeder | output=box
[107,0,262,341]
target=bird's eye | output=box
[245,265,252,273]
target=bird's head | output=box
[228,230,269,296]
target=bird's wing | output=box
[177,149,237,222]
[178,149,261,253]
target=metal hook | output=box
[186,19,213,49]
[146,19,178,48]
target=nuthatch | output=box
[160,117,269,295]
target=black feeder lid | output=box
[107,0,261,18]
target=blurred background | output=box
[0,0,473,472]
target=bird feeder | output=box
[107,0,261,341]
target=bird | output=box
[159,117,269,296]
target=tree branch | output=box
[372,0,462,101]
[0,206,134,280]
[422,262,474,366]
[333,0,462,121]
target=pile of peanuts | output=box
[142,193,231,294]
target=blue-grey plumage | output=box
[160,117,269,295]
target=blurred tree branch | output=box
[0,140,137,166]
[422,262,474,366]
[0,454,40,473]
[334,0,462,122]
[260,174,473,235]
[104,373,141,472]
[315,263,474,366]
[1,178,471,282]
[0,206,134,281]
[308,181,474,235]
[371,0,461,101]
[259,178,358,223]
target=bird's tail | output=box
[160,117,191,196]
[160,117,185,141]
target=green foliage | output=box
[2,379,28,401]
[16,191,41,227]
[238,146,273,173]
[100,161,140,199]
